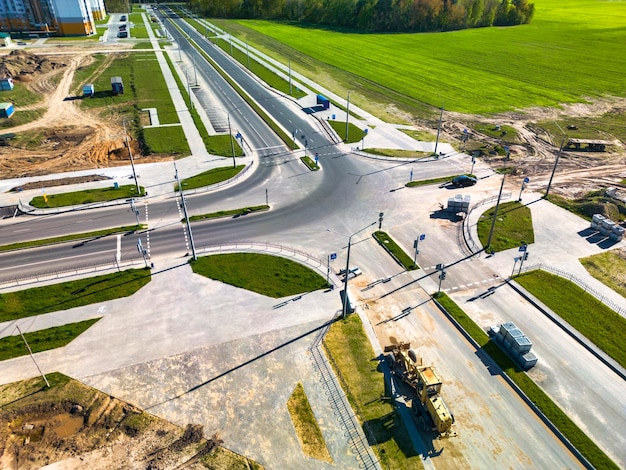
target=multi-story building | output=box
[0,0,106,36]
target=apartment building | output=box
[0,0,106,36]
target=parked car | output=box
[118,24,127,31]
[120,15,127,21]
[451,175,477,187]
[117,31,128,38]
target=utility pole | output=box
[345,91,351,142]
[545,137,565,198]
[17,324,50,388]
[486,174,506,252]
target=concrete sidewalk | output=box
[465,190,626,311]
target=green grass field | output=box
[0,269,151,322]
[233,0,626,114]
[190,253,328,298]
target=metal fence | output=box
[519,263,626,317]
[0,255,145,290]
[463,192,512,253]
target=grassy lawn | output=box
[547,191,626,223]
[234,0,626,117]
[204,134,244,158]
[323,314,422,469]
[0,318,100,361]
[175,165,245,191]
[30,185,144,208]
[189,205,268,222]
[580,250,626,299]
[434,292,618,470]
[143,125,190,156]
[536,114,626,147]
[515,270,626,369]
[0,269,151,322]
[477,201,534,252]
[328,120,367,144]
[373,231,418,270]
[0,225,144,252]
[72,51,190,156]
[190,253,328,298]
[286,382,332,463]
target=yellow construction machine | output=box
[385,342,456,438]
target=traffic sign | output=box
[330,253,337,260]
[523,177,530,183]
[519,244,527,252]
[419,234,426,241]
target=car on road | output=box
[120,15,127,21]
[451,175,477,187]
[339,266,362,279]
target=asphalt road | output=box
[0,10,623,469]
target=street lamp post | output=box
[174,162,197,261]
[331,221,376,319]
[434,102,444,156]
[486,174,506,252]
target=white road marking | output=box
[13,228,31,233]
[116,234,121,263]
[0,250,114,271]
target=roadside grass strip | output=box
[286,382,333,463]
[0,318,100,361]
[323,314,422,469]
[30,185,145,209]
[433,292,619,470]
[188,205,268,222]
[406,175,458,188]
[181,14,306,100]
[300,156,319,170]
[0,225,145,253]
[477,201,534,252]
[190,253,328,298]
[580,250,626,299]
[174,165,245,191]
[373,231,418,270]
[547,192,626,223]
[165,19,295,149]
[0,269,151,322]
[515,270,626,369]
[366,148,431,159]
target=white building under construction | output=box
[0,0,106,36]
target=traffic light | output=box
[523,252,529,261]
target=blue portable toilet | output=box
[0,103,15,118]
[83,84,95,97]
[0,77,14,91]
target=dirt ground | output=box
[0,49,172,179]
[0,374,260,470]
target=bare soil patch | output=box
[0,373,260,470]
[0,48,172,179]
